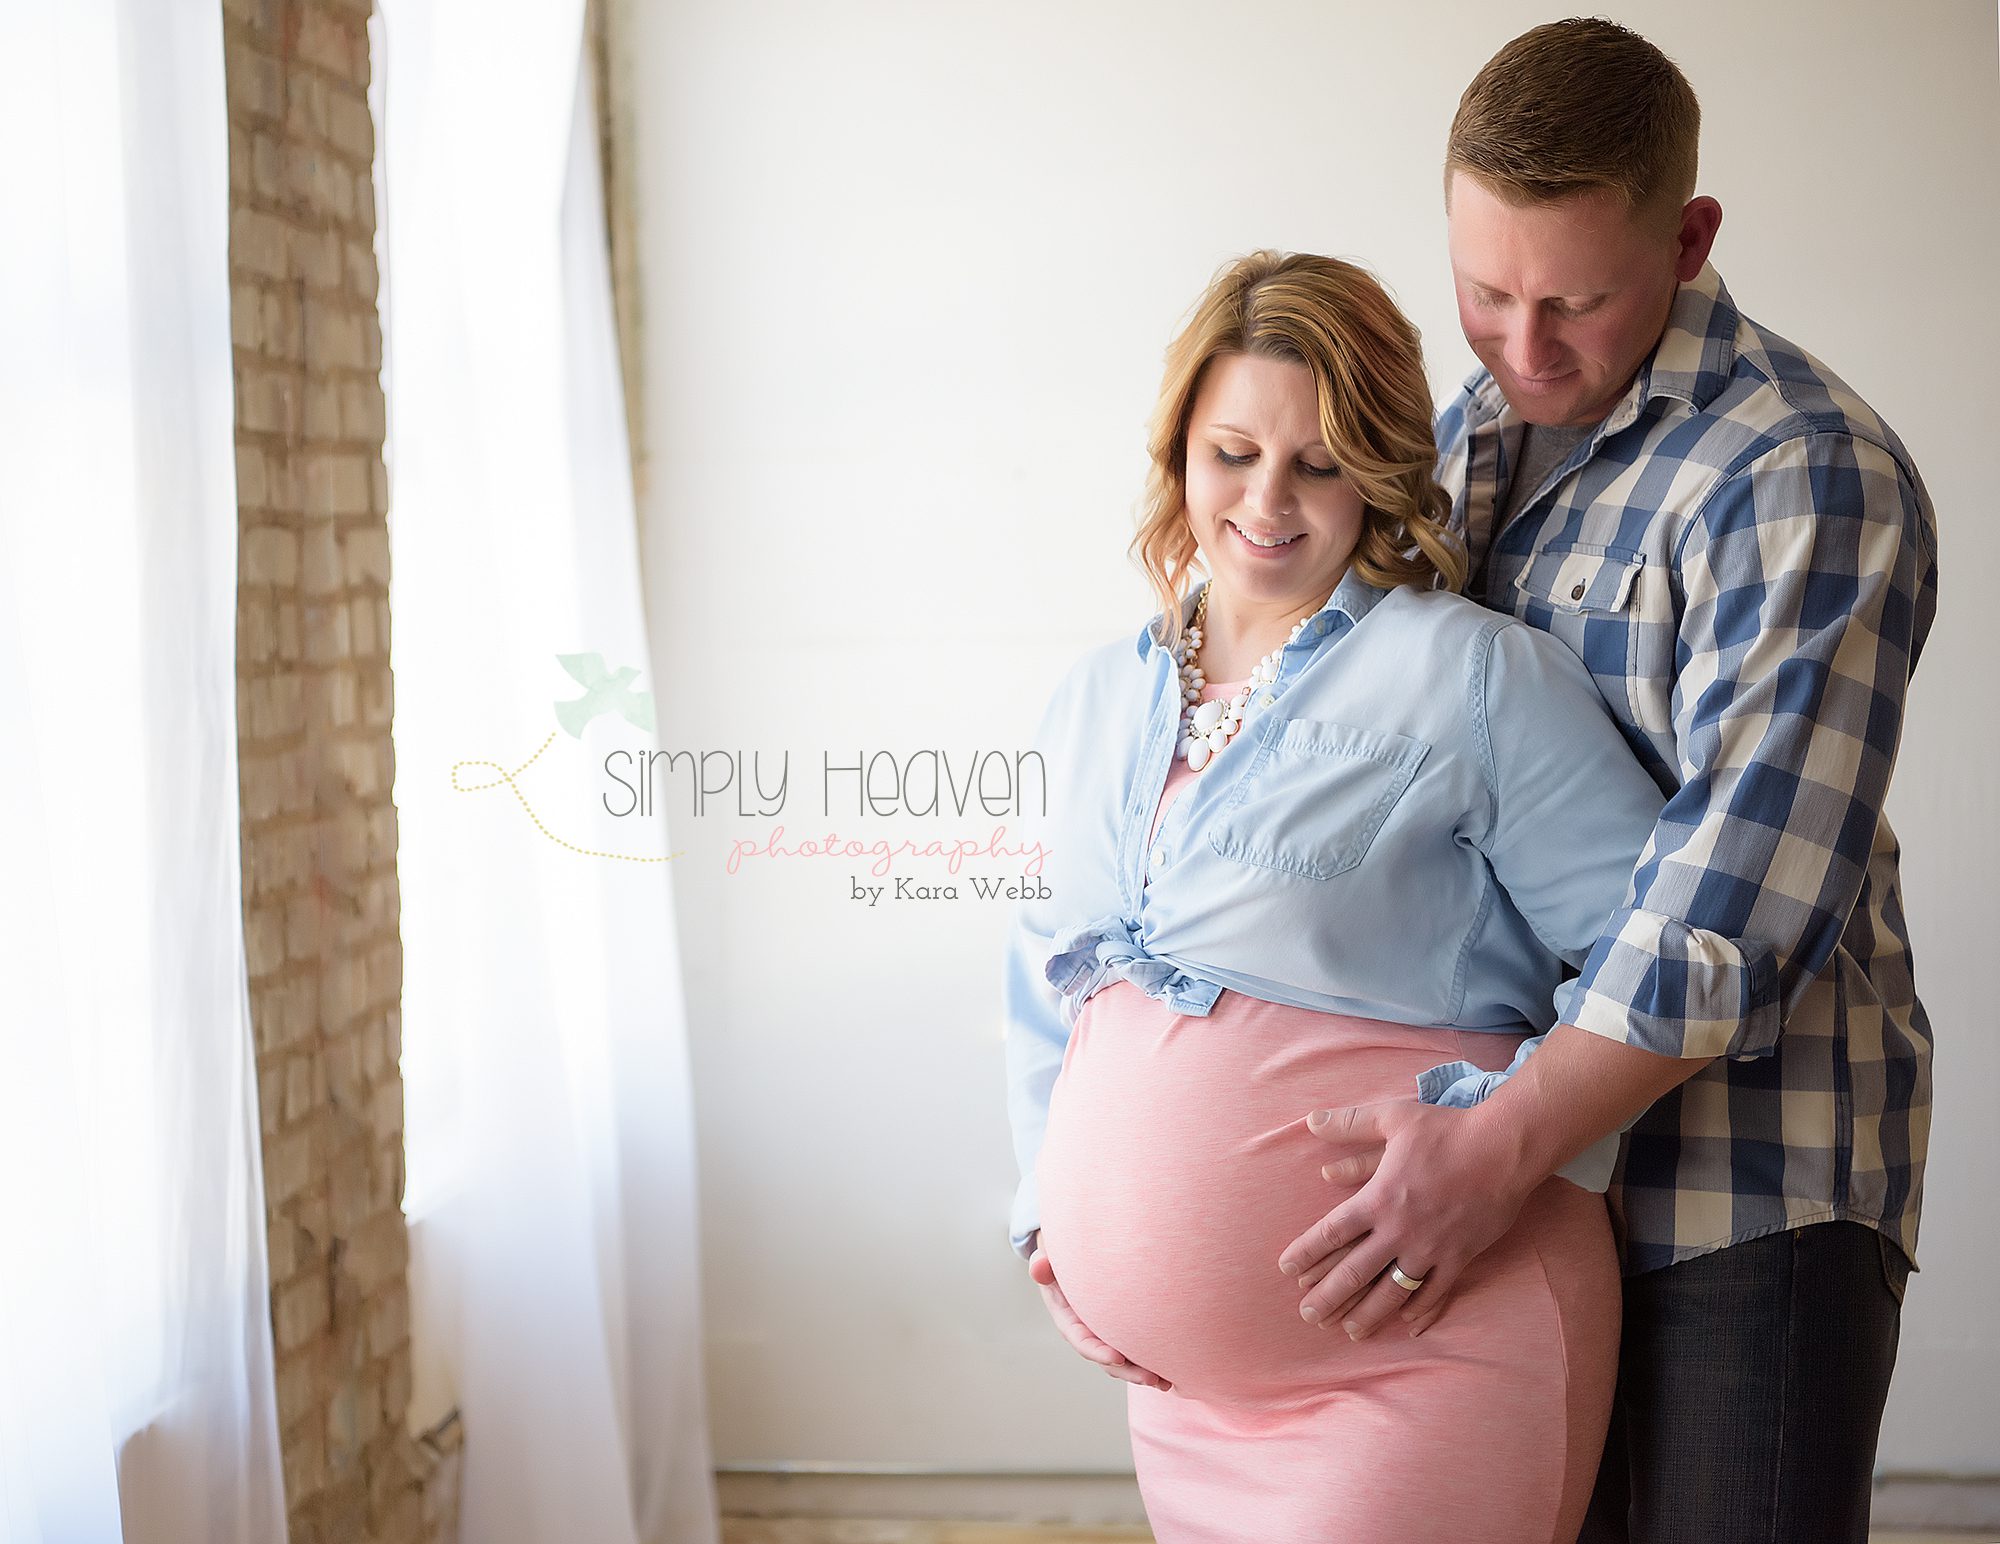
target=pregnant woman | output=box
[1002,250,1669,1544]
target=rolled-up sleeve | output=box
[1003,676,1079,1261]
[1557,431,1936,1060]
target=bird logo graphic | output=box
[450,652,682,864]
[553,652,656,739]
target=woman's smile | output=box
[1228,518,1305,554]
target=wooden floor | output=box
[719,1523,1997,1543]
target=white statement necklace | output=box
[1174,583,1322,772]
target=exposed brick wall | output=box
[222,1,459,1539]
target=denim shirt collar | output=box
[1134,566,1389,661]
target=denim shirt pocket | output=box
[1510,543,1648,730]
[1206,717,1429,880]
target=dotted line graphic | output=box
[452,730,686,864]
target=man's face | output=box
[1446,171,1685,428]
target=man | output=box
[1285,18,1937,1543]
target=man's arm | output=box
[1551,431,1935,1061]
[1284,429,1937,1337]
[1468,1023,1710,1184]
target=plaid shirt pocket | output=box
[1511,543,1650,731]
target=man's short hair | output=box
[1445,18,1700,221]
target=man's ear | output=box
[1673,196,1724,282]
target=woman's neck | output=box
[1193,581,1334,682]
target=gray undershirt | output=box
[1500,420,1597,526]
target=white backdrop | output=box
[613,0,2000,1476]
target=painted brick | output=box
[276,1347,321,1432]
[342,1212,409,1298]
[366,1282,408,1362]
[280,1411,326,1505]
[235,443,268,509]
[231,207,289,281]
[343,525,390,587]
[229,42,285,126]
[302,598,354,665]
[286,1054,318,1126]
[341,378,387,445]
[349,593,379,658]
[251,130,283,202]
[264,1128,314,1211]
[263,288,304,362]
[296,9,360,79]
[242,525,299,587]
[326,670,359,728]
[344,239,380,302]
[259,1062,285,1140]
[298,227,346,292]
[330,92,375,165]
[237,364,299,436]
[306,379,343,441]
[304,300,367,373]
[284,69,331,144]
[228,9,437,1537]
[246,903,286,980]
[301,518,343,593]
[240,593,277,664]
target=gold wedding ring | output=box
[1389,1263,1426,1292]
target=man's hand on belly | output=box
[1028,1239,1174,1392]
[1276,1100,1541,1343]
[1278,1024,1712,1341]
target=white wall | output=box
[614,0,2000,1475]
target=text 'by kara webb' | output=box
[600,748,1048,819]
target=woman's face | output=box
[1182,352,1366,620]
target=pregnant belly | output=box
[1034,979,1529,1403]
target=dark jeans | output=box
[1578,1219,1909,1544]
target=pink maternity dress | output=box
[1032,677,1622,1544]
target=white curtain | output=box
[371,2,720,1541]
[0,2,287,1542]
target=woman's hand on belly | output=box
[1027,1239,1174,1392]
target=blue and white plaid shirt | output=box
[1434,261,1939,1277]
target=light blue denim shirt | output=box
[1004,569,1669,1259]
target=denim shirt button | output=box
[1149,846,1167,872]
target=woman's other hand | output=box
[1027,1239,1174,1391]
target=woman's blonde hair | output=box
[1132,250,1465,654]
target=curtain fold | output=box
[373,2,720,1540]
[0,1,287,1540]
